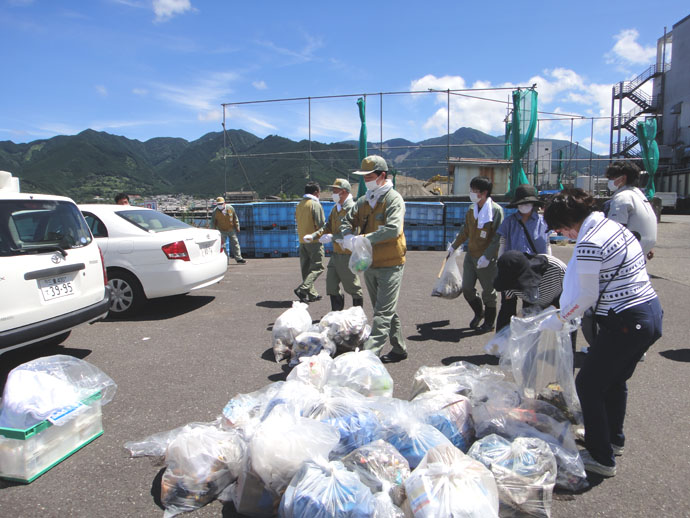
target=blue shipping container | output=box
[254,229,299,257]
[252,202,298,229]
[444,202,472,226]
[404,225,445,250]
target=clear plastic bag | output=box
[124,422,246,517]
[319,306,371,352]
[286,351,334,390]
[402,444,499,518]
[468,434,557,518]
[410,390,475,452]
[431,248,462,299]
[279,458,376,518]
[472,400,587,492]
[222,382,284,433]
[272,301,312,363]
[0,354,117,429]
[500,307,582,424]
[484,324,511,358]
[341,439,411,506]
[259,380,323,421]
[249,405,340,494]
[383,420,453,469]
[410,361,505,402]
[289,329,336,367]
[326,348,394,397]
[372,491,406,518]
[348,235,373,273]
[303,386,382,457]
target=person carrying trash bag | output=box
[296,181,326,303]
[303,178,364,311]
[495,184,551,330]
[448,176,504,333]
[211,196,246,264]
[540,188,663,478]
[339,155,408,363]
[493,251,567,331]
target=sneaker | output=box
[306,294,322,302]
[612,444,625,456]
[236,258,247,264]
[380,351,408,363]
[293,288,308,303]
[579,449,616,477]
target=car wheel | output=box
[107,270,144,316]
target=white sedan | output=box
[79,204,227,316]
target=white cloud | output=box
[95,85,108,96]
[252,80,268,90]
[152,71,239,114]
[255,34,323,65]
[224,106,278,134]
[605,29,656,66]
[132,88,148,96]
[153,0,194,22]
[197,109,221,122]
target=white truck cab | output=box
[0,171,111,354]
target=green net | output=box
[557,149,564,190]
[508,89,538,195]
[637,118,659,199]
[356,97,367,199]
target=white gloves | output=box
[538,313,565,331]
[302,234,314,243]
[319,234,332,244]
[476,256,490,269]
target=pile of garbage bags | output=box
[125,331,589,517]
[0,355,117,430]
[272,304,371,365]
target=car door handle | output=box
[25,263,86,280]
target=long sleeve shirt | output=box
[451,201,504,259]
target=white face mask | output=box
[332,193,341,203]
[517,203,533,214]
[469,192,480,203]
[217,204,225,210]
[365,179,380,192]
[608,179,619,192]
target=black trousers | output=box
[575,298,663,466]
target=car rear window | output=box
[117,210,190,233]
[0,200,93,257]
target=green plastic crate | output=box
[0,393,103,483]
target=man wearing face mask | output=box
[449,176,504,333]
[303,178,364,311]
[495,184,551,330]
[295,181,326,303]
[604,161,657,261]
[211,196,246,264]
[340,155,408,363]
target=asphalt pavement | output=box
[1,215,689,518]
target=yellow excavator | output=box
[423,174,452,195]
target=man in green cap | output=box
[340,155,408,363]
[295,181,325,302]
[304,178,364,311]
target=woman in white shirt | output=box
[540,188,663,478]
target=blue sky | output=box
[1,0,688,154]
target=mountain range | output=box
[0,128,604,201]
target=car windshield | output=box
[117,209,190,233]
[0,200,93,257]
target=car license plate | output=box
[39,275,76,301]
[199,242,213,256]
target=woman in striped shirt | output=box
[493,250,567,329]
[540,188,663,478]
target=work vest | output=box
[213,206,238,231]
[357,191,406,267]
[296,198,323,243]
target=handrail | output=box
[613,63,670,97]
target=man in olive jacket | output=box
[303,178,364,311]
[211,196,246,264]
[295,181,325,302]
[340,155,408,363]
[450,176,503,332]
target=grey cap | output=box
[327,178,351,192]
[352,155,388,175]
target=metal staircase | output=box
[610,64,669,159]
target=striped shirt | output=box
[565,212,656,316]
[506,254,566,307]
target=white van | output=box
[0,171,110,354]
